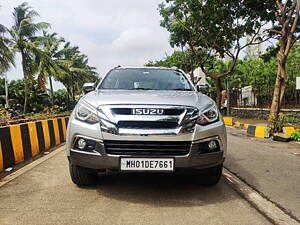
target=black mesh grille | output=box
[104,140,191,156]
[111,108,184,115]
[118,121,178,129]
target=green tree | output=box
[53,89,69,111]
[285,42,300,105]
[159,0,275,108]
[145,50,204,80]
[9,2,50,113]
[37,31,65,106]
[55,42,98,107]
[269,0,300,117]
[0,8,14,74]
[8,79,49,113]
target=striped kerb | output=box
[41,120,51,150]
[223,117,233,126]
[28,122,39,156]
[57,118,65,143]
[47,120,55,148]
[65,117,69,128]
[20,124,32,160]
[0,117,69,171]
[0,127,14,169]
[10,125,24,164]
[61,118,67,140]
[247,125,256,137]
[52,119,60,145]
[35,121,45,152]
[255,126,266,138]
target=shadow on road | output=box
[82,173,237,207]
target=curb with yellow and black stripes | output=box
[223,117,295,139]
[0,117,69,172]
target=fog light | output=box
[77,138,87,150]
[208,140,217,150]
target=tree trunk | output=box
[49,75,54,107]
[270,53,287,117]
[270,75,282,117]
[279,77,288,108]
[215,78,222,109]
[269,0,299,118]
[20,48,28,114]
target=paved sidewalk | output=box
[225,126,300,221]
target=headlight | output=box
[76,104,100,124]
[196,104,219,125]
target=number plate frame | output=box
[119,158,175,172]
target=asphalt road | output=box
[225,127,300,221]
[0,147,270,225]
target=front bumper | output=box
[69,149,224,171]
[66,111,227,171]
[68,135,225,171]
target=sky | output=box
[0,0,173,90]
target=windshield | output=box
[99,68,193,91]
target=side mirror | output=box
[196,85,208,93]
[83,83,95,94]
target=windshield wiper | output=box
[172,88,192,91]
[131,88,154,90]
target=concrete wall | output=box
[230,108,300,120]
[0,117,69,172]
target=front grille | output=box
[104,140,191,156]
[111,108,185,115]
[118,121,178,129]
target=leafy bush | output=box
[291,128,300,142]
[268,113,286,133]
[53,89,69,112]
[285,117,300,124]
[1,80,71,115]
[43,105,65,114]
[0,106,10,120]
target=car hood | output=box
[82,90,214,110]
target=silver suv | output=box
[66,67,227,186]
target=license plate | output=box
[120,158,174,171]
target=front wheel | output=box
[194,165,223,186]
[69,162,97,186]
[203,165,223,186]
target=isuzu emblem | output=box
[132,108,164,115]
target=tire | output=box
[203,165,223,186]
[194,165,223,186]
[69,162,97,186]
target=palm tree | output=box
[69,55,98,101]
[9,2,50,113]
[55,42,98,108]
[0,17,14,74]
[53,42,80,107]
[37,31,65,106]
